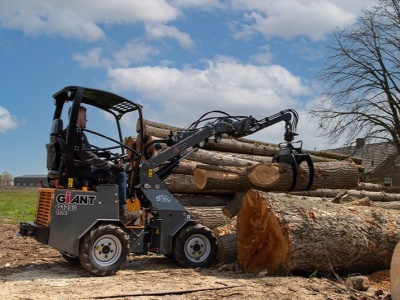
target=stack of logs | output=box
[126,119,400,275]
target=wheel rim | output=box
[184,233,211,263]
[92,234,122,267]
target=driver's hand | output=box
[99,151,112,159]
[110,163,124,174]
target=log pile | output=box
[128,119,400,275]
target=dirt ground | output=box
[0,224,392,300]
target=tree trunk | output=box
[174,193,232,207]
[185,206,230,230]
[222,192,246,218]
[194,160,359,192]
[186,149,262,167]
[292,189,400,202]
[213,219,237,263]
[372,201,400,210]
[163,174,235,195]
[391,241,400,300]
[136,119,363,164]
[236,190,400,275]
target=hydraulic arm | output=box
[140,109,314,191]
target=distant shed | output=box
[14,175,47,187]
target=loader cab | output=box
[46,86,144,191]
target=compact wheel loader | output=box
[19,86,313,276]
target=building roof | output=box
[326,141,398,173]
[14,174,47,178]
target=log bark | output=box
[185,206,230,230]
[163,174,235,195]
[186,149,262,167]
[173,160,206,175]
[391,241,400,300]
[174,193,232,207]
[292,189,400,202]
[194,160,359,192]
[213,219,237,263]
[137,119,363,166]
[222,192,246,218]
[236,190,400,275]
[372,201,400,210]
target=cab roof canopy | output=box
[53,86,142,118]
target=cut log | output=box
[163,174,235,195]
[222,192,246,218]
[342,197,371,207]
[391,241,400,300]
[213,218,237,263]
[185,206,230,230]
[174,194,232,207]
[173,160,206,175]
[136,119,363,166]
[372,201,400,210]
[186,149,262,167]
[194,160,359,192]
[237,190,400,275]
[292,189,400,202]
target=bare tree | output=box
[1,171,13,186]
[309,0,400,154]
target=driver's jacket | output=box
[74,131,113,171]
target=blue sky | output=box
[0,0,376,177]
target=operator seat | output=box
[46,119,66,186]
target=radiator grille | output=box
[35,188,55,226]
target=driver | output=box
[69,106,141,224]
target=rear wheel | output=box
[173,224,217,268]
[79,224,129,276]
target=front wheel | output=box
[173,224,217,268]
[79,224,129,276]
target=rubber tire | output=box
[173,224,217,268]
[78,224,129,276]
[60,251,80,264]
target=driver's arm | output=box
[76,132,113,170]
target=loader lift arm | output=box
[139,109,314,191]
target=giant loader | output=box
[19,86,314,276]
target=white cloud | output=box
[73,48,112,68]
[250,45,274,65]
[231,0,357,41]
[107,56,312,128]
[145,24,194,49]
[0,0,179,41]
[0,106,19,133]
[113,40,162,66]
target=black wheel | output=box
[78,224,129,276]
[173,224,217,268]
[60,251,80,264]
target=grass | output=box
[0,187,38,224]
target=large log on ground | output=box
[391,241,400,300]
[236,190,400,275]
[291,189,400,202]
[194,160,359,192]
